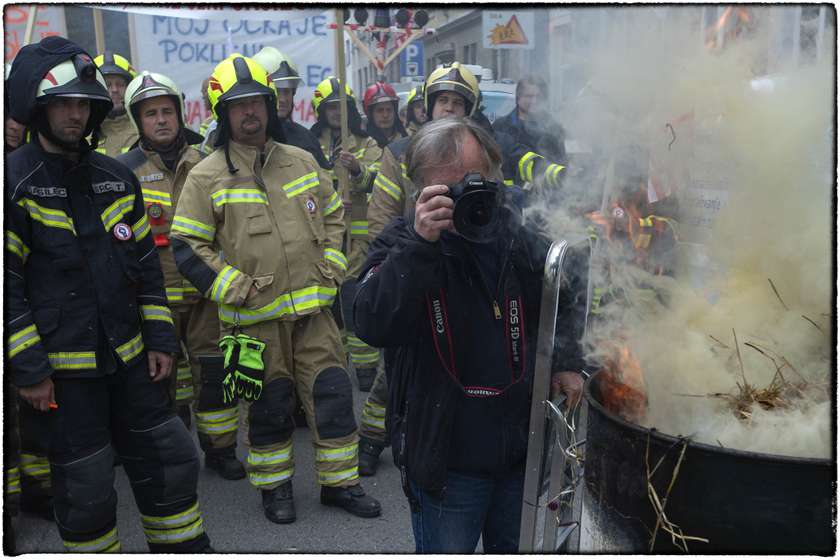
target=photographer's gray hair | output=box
[405,117,503,188]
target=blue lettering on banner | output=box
[306,65,331,86]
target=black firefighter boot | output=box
[321,483,381,518]
[356,368,376,392]
[262,481,296,524]
[358,438,385,477]
[205,448,246,480]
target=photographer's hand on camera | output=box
[414,184,455,242]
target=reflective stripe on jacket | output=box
[171,139,346,326]
[118,144,204,307]
[5,142,177,386]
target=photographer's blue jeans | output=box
[409,468,525,553]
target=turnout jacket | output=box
[5,140,178,387]
[315,129,383,277]
[353,214,587,497]
[117,144,205,307]
[96,112,139,157]
[170,139,346,327]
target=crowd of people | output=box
[3,33,677,554]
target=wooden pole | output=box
[128,13,139,65]
[381,30,420,69]
[93,7,105,54]
[333,10,352,249]
[22,5,38,46]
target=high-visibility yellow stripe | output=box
[350,350,380,365]
[5,467,21,494]
[95,147,107,155]
[7,325,41,359]
[141,502,200,530]
[318,467,358,485]
[121,147,131,154]
[247,445,293,466]
[218,285,337,325]
[323,191,342,216]
[17,199,75,233]
[5,230,30,261]
[195,407,238,423]
[176,386,195,401]
[64,526,119,552]
[211,188,268,207]
[503,179,515,187]
[324,248,348,272]
[374,173,402,202]
[48,351,96,370]
[315,444,357,463]
[350,220,368,236]
[248,468,294,486]
[115,332,144,363]
[140,305,174,325]
[195,416,236,434]
[142,188,172,206]
[345,335,368,348]
[171,216,215,242]
[100,194,136,232]
[143,517,205,544]
[282,172,319,197]
[209,265,243,303]
[166,286,200,303]
[132,214,151,241]
[518,151,542,184]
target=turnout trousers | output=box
[233,310,360,490]
[45,357,209,552]
[337,277,380,374]
[358,368,388,444]
[171,299,240,455]
[16,395,52,507]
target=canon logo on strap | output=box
[432,298,445,334]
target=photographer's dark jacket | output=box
[353,213,586,498]
[5,139,178,388]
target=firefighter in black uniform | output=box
[4,36,211,553]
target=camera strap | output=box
[425,278,526,398]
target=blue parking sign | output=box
[399,42,424,78]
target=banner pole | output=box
[93,7,105,54]
[333,10,352,253]
[128,13,139,65]
[23,5,38,46]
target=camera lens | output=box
[453,190,499,243]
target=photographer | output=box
[353,117,586,553]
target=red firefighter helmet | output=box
[363,81,399,115]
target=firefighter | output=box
[493,75,567,167]
[310,77,383,392]
[92,51,139,156]
[363,81,407,148]
[117,71,246,481]
[171,54,381,523]
[252,46,330,168]
[4,61,55,528]
[5,36,210,552]
[404,85,427,136]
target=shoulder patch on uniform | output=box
[92,181,127,194]
[27,185,67,198]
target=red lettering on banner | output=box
[4,6,63,62]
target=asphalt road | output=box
[13,381,416,554]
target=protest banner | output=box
[111,6,337,129]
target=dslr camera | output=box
[447,172,502,243]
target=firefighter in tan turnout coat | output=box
[117,71,247,481]
[170,54,381,524]
[309,77,383,391]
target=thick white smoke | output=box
[534,8,833,459]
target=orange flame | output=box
[599,344,648,423]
